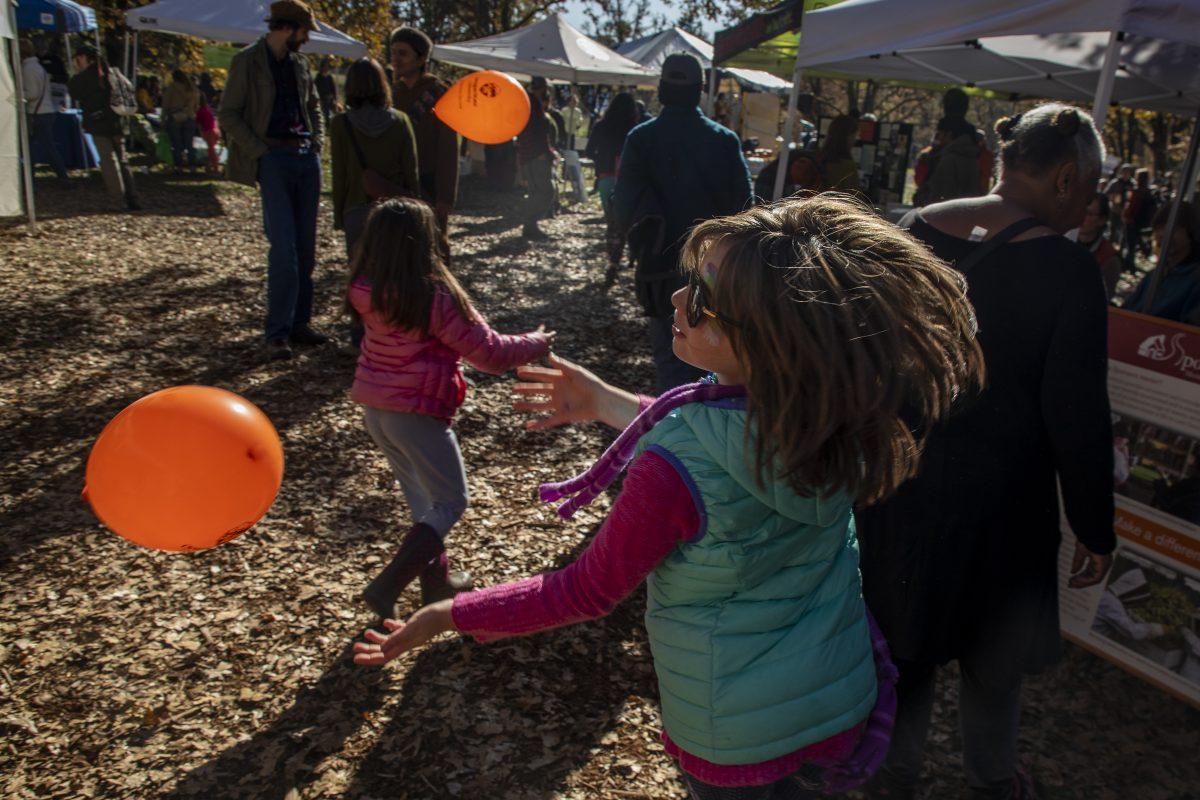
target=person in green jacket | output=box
[329,57,419,257]
[352,195,987,799]
[68,44,140,211]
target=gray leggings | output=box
[363,407,469,539]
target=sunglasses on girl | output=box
[686,272,741,328]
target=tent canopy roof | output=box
[615,27,793,94]
[713,0,1200,114]
[16,0,96,33]
[433,14,655,86]
[125,0,367,58]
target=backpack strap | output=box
[341,115,369,171]
[953,217,1042,275]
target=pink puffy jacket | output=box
[349,279,550,420]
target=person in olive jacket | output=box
[68,44,140,211]
[218,0,327,361]
[389,26,459,262]
[329,57,420,257]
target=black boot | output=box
[362,523,443,619]
[418,552,474,605]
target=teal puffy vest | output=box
[636,400,877,765]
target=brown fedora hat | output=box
[264,0,321,32]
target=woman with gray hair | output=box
[861,103,1116,800]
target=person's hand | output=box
[1067,540,1113,589]
[531,323,557,350]
[513,353,605,430]
[352,599,455,666]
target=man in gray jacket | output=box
[219,0,327,360]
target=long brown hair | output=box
[680,194,986,505]
[345,197,473,335]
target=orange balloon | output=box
[433,70,531,145]
[84,386,284,552]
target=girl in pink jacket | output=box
[348,197,554,618]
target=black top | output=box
[266,52,309,140]
[856,217,1115,677]
[585,116,631,176]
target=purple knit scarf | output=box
[539,380,745,519]
[538,379,898,792]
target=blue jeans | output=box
[258,148,320,341]
[166,117,196,168]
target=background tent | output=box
[432,14,655,86]
[617,27,792,95]
[2,0,33,223]
[125,0,367,59]
[16,0,95,33]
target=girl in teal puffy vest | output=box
[354,195,986,799]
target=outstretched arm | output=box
[353,450,697,665]
[513,353,649,431]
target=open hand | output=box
[352,600,455,666]
[513,353,604,431]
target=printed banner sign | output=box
[1059,309,1200,708]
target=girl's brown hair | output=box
[345,197,473,335]
[680,194,986,505]
[821,114,858,162]
[344,57,391,110]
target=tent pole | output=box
[64,36,73,74]
[706,66,718,117]
[1091,30,1121,130]
[9,11,39,232]
[123,29,129,75]
[132,32,139,85]
[1140,105,1200,315]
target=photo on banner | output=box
[1059,309,1200,707]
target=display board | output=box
[1058,309,1200,708]
[816,115,911,208]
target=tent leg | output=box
[706,66,718,117]
[1091,30,1121,131]
[132,33,139,85]
[123,29,129,75]
[772,65,804,202]
[9,28,39,231]
[1140,105,1200,314]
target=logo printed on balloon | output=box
[433,70,531,145]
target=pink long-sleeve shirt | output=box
[451,449,864,786]
[349,280,549,420]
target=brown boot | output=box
[362,523,443,619]
[419,552,474,605]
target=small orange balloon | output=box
[84,386,284,552]
[434,70,531,145]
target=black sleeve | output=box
[1042,247,1116,554]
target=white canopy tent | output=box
[432,14,655,86]
[124,0,368,59]
[723,0,1200,201]
[766,0,1200,313]
[1,0,35,226]
[616,26,793,95]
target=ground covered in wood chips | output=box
[1,169,1198,800]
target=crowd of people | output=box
[16,1,1200,798]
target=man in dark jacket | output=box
[68,44,140,211]
[613,53,752,391]
[219,0,327,360]
[390,26,459,262]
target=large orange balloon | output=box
[434,70,531,145]
[84,386,284,552]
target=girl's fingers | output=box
[352,642,380,654]
[363,629,389,643]
[383,619,403,631]
[513,399,554,413]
